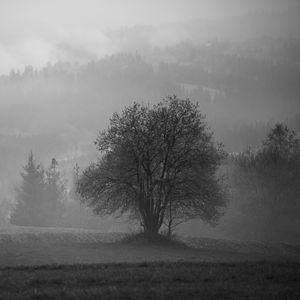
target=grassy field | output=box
[1,226,300,266]
[0,227,299,299]
[0,261,299,299]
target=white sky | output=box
[0,0,298,74]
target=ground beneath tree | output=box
[0,226,299,266]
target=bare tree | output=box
[76,96,226,238]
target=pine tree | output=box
[11,151,45,226]
[11,154,67,227]
[43,158,66,226]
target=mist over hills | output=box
[1,4,300,74]
[1,38,299,135]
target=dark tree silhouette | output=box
[231,123,300,240]
[43,158,66,226]
[11,154,67,227]
[76,96,226,238]
[11,152,45,226]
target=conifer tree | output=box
[11,151,45,226]
[11,154,67,227]
[43,158,66,226]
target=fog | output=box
[0,0,300,244]
[1,0,299,73]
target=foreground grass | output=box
[0,261,299,299]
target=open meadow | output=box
[1,226,300,266]
[0,226,300,299]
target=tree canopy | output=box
[76,96,226,237]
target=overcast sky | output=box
[0,0,298,74]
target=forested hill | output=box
[1,40,300,135]
[0,40,299,204]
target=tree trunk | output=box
[167,220,172,238]
[143,214,160,239]
[167,200,172,237]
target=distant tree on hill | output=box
[76,96,227,238]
